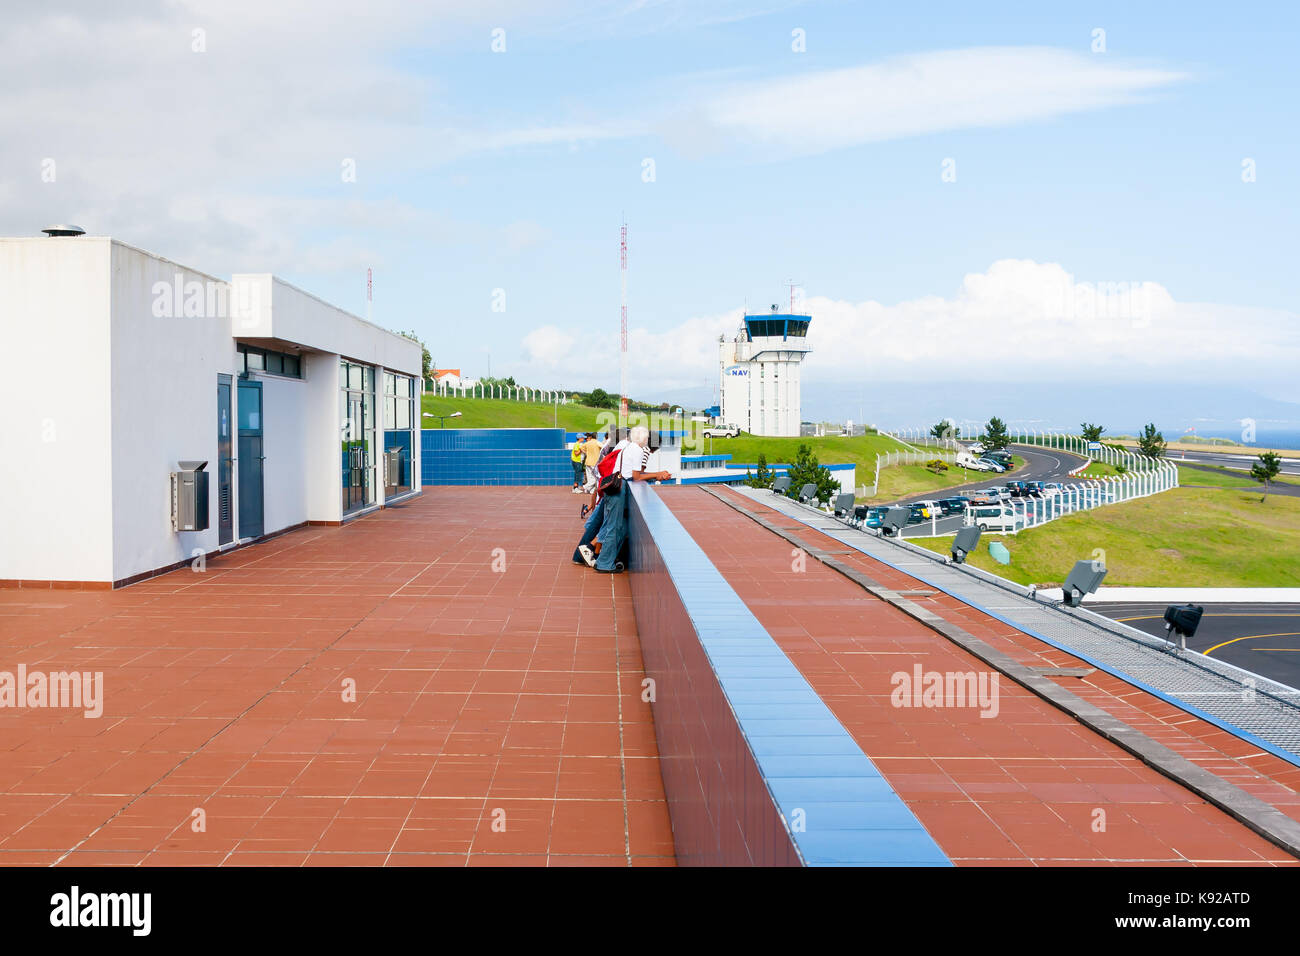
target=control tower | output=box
[718,306,812,437]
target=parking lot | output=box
[867,444,1090,537]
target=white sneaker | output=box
[578,545,597,568]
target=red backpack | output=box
[595,446,626,499]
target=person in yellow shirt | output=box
[581,433,602,491]
[570,438,586,492]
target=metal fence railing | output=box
[863,429,1180,532]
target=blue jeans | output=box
[573,495,606,563]
[594,483,628,571]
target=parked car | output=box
[940,496,970,515]
[1005,480,1029,497]
[861,506,889,529]
[956,450,993,471]
[968,489,999,505]
[1040,482,1064,497]
[969,504,1023,533]
[906,504,931,524]
[914,499,943,517]
[985,450,1013,468]
[702,423,740,438]
[977,458,1006,473]
[1024,481,1045,498]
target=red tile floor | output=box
[663,486,1300,866]
[0,489,675,866]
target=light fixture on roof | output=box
[1061,560,1107,607]
[42,224,86,237]
[950,525,980,564]
[1163,604,1204,652]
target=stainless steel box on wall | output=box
[171,460,209,532]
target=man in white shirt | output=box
[578,426,671,572]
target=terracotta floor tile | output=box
[0,489,671,868]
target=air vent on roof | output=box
[42,224,85,237]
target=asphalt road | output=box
[888,444,1088,537]
[1090,602,1300,692]
[1133,445,1300,478]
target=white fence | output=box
[871,428,1180,533]
[430,381,570,402]
[958,458,1180,536]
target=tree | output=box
[930,419,955,442]
[784,444,838,504]
[1137,423,1166,459]
[1080,422,1105,442]
[980,416,1010,451]
[1251,451,1282,502]
[744,453,776,489]
[398,330,432,383]
[585,388,615,409]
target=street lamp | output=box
[423,411,462,428]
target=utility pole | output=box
[620,221,629,428]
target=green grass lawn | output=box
[420,394,622,432]
[1176,463,1298,491]
[707,432,909,477]
[909,487,1300,587]
[865,455,1026,504]
[1075,461,1125,479]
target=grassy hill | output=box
[909,486,1300,587]
[420,394,620,432]
[704,432,910,479]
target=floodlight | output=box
[1163,604,1204,651]
[772,476,792,494]
[832,492,854,516]
[1061,560,1107,607]
[951,525,981,564]
[881,506,909,537]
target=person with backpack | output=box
[577,426,671,573]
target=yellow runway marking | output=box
[1116,614,1300,622]
[1204,632,1300,656]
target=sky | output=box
[3,0,1297,421]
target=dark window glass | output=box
[266,352,283,374]
[284,354,300,377]
[246,350,265,371]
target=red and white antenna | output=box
[619,221,628,426]
[366,267,373,322]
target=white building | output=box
[0,229,423,588]
[718,310,812,437]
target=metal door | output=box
[217,375,233,545]
[237,380,264,538]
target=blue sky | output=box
[3,0,1296,407]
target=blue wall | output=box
[420,428,572,486]
[626,483,950,866]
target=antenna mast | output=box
[620,222,628,427]
[367,267,373,323]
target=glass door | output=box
[237,380,264,538]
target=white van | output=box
[967,504,1022,533]
[956,450,992,471]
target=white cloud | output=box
[522,325,578,365]
[684,47,1188,156]
[511,259,1299,393]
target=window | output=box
[237,344,302,379]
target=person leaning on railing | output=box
[575,425,671,573]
